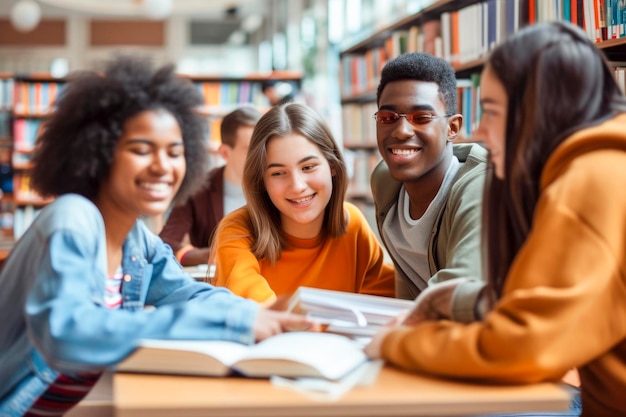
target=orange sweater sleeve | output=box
[345,203,395,298]
[378,145,626,413]
[212,208,276,303]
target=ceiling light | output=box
[10,0,42,32]
[139,0,172,19]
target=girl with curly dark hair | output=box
[0,56,312,417]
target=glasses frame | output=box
[373,110,454,126]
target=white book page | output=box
[117,339,250,376]
[291,287,414,326]
[139,339,250,366]
[234,332,367,380]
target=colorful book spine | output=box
[41,83,49,114]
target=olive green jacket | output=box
[371,143,488,322]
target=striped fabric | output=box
[23,267,123,415]
[104,268,123,309]
[23,373,101,417]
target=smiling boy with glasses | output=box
[371,52,488,323]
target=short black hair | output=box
[377,52,458,114]
[31,56,209,205]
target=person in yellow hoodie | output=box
[365,21,626,417]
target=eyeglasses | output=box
[373,110,452,125]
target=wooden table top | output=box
[113,365,571,417]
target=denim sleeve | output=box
[24,231,258,374]
[142,233,259,344]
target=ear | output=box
[218,144,232,162]
[447,114,463,141]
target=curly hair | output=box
[242,103,348,264]
[377,52,458,115]
[31,56,209,205]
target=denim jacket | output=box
[0,194,258,417]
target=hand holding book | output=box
[117,288,415,383]
[402,277,472,325]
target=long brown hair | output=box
[483,21,626,298]
[242,103,348,264]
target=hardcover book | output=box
[116,331,367,381]
[287,287,414,337]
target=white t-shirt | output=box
[223,178,246,215]
[382,156,460,292]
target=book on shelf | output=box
[0,78,14,109]
[287,287,415,338]
[0,111,10,138]
[116,331,367,381]
[12,118,42,152]
[14,81,63,115]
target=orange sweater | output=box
[213,202,395,303]
[380,114,626,417]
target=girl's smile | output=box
[264,133,334,239]
[95,109,185,224]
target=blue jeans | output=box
[473,384,581,417]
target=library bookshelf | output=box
[0,74,13,251]
[9,74,63,241]
[339,0,626,218]
[185,70,302,155]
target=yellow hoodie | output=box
[381,113,626,417]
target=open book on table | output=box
[115,331,367,381]
[287,287,415,338]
